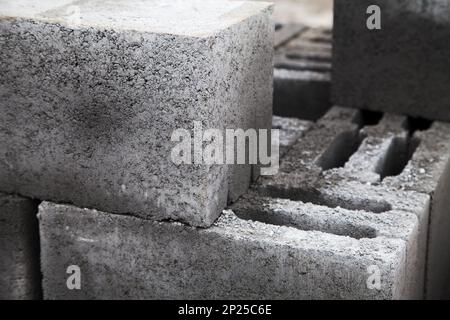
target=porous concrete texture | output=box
[40,200,413,300]
[0,0,274,227]
[258,106,450,299]
[0,193,41,300]
[39,108,450,300]
[274,26,331,120]
[272,115,311,157]
[332,0,450,121]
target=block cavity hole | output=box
[233,207,377,240]
[285,52,331,63]
[375,136,421,180]
[260,186,392,214]
[403,116,433,135]
[275,61,330,73]
[352,109,384,128]
[316,129,366,170]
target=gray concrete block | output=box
[40,200,414,299]
[0,193,41,300]
[259,106,450,299]
[274,26,331,120]
[360,116,450,299]
[299,108,450,299]
[0,0,273,227]
[332,0,450,121]
[40,111,449,299]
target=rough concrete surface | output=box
[0,0,273,227]
[258,106,450,299]
[332,0,450,121]
[39,107,450,299]
[272,115,312,157]
[40,201,411,300]
[0,193,41,300]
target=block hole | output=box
[316,129,366,170]
[352,109,384,128]
[260,186,392,214]
[375,136,421,180]
[285,52,331,63]
[275,23,283,31]
[306,37,332,44]
[275,61,330,73]
[403,116,433,135]
[233,207,377,240]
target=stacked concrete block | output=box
[257,106,450,299]
[0,193,41,300]
[39,108,450,299]
[0,0,274,227]
[333,0,450,121]
[274,25,332,120]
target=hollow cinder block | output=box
[0,193,41,300]
[0,0,273,227]
[332,0,450,121]
[39,200,415,300]
[259,106,450,299]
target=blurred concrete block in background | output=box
[274,26,332,120]
[333,0,450,121]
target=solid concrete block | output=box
[0,0,273,226]
[274,26,331,120]
[40,200,415,299]
[0,193,41,300]
[332,0,450,121]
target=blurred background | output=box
[266,0,333,28]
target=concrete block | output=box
[0,193,41,300]
[274,23,305,49]
[40,200,415,299]
[274,26,331,120]
[332,0,450,121]
[259,106,450,299]
[40,111,449,299]
[0,0,274,226]
[346,113,450,299]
